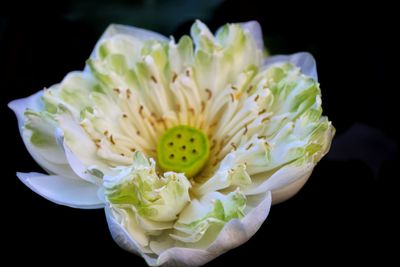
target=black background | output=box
[1,0,397,265]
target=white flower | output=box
[9,20,334,266]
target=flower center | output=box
[157,125,210,177]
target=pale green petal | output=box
[168,35,194,73]
[9,92,78,179]
[194,154,252,195]
[105,205,150,252]
[87,32,170,91]
[42,72,100,118]
[89,23,168,62]
[246,64,335,172]
[23,110,64,163]
[58,111,109,183]
[171,190,246,243]
[106,191,272,266]
[263,52,318,81]
[104,152,191,223]
[191,20,263,92]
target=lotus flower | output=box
[9,20,334,266]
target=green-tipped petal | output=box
[171,190,246,243]
[104,152,191,222]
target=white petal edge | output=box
[85,23,169,72]
[8,92,78,180]
[105,191,272,267]
[105,206,153,261]
[17,172,104,209]
[63,139,103,185]
[244,163,314,204]
[264,52,318,81]
[240,21,264,51]
[57,110,109,185]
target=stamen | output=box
[230,142,237,150]
[210,121,218,128]
[172,72,178,83]
[212,159,220,166]
[110,135,116,145]
[205,88,212,100]
[139,105,144,117]
[262,117,269,123]
[246,143,253,150]
[244,124,248,135]
[210,139,217,150]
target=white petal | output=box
[158,192,272,267]
[85,23,168,72]
[264,52,318,81]
[58,112,108,184]
[240,21,264,50]
[63,141,101,185]
[270,172,311,204]
[243,163,314,204]
[105,192,272,266]
[105,206,158,265]
[8,92,78,179]
[17,172,103,209]
[8,91,42,127]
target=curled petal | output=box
[58,112,108,184]
[104,152,191,222]
[105,192,271,266]
[8,92,78,179]
[17,172,103,209]
[240,21,264,51]
[86,23,168,68]
[243,163,314,204]
[264,52,318,81]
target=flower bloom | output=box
[9,20,334,266]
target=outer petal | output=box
[105,206,158,265]
[8,92,78,179]
[264,52,318,81]
[240,21,264,51]
[105,192,272,266]
[85,23,168,71]
[17,172,103,209]
[58,112,108,184]
[243,163,314,204]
